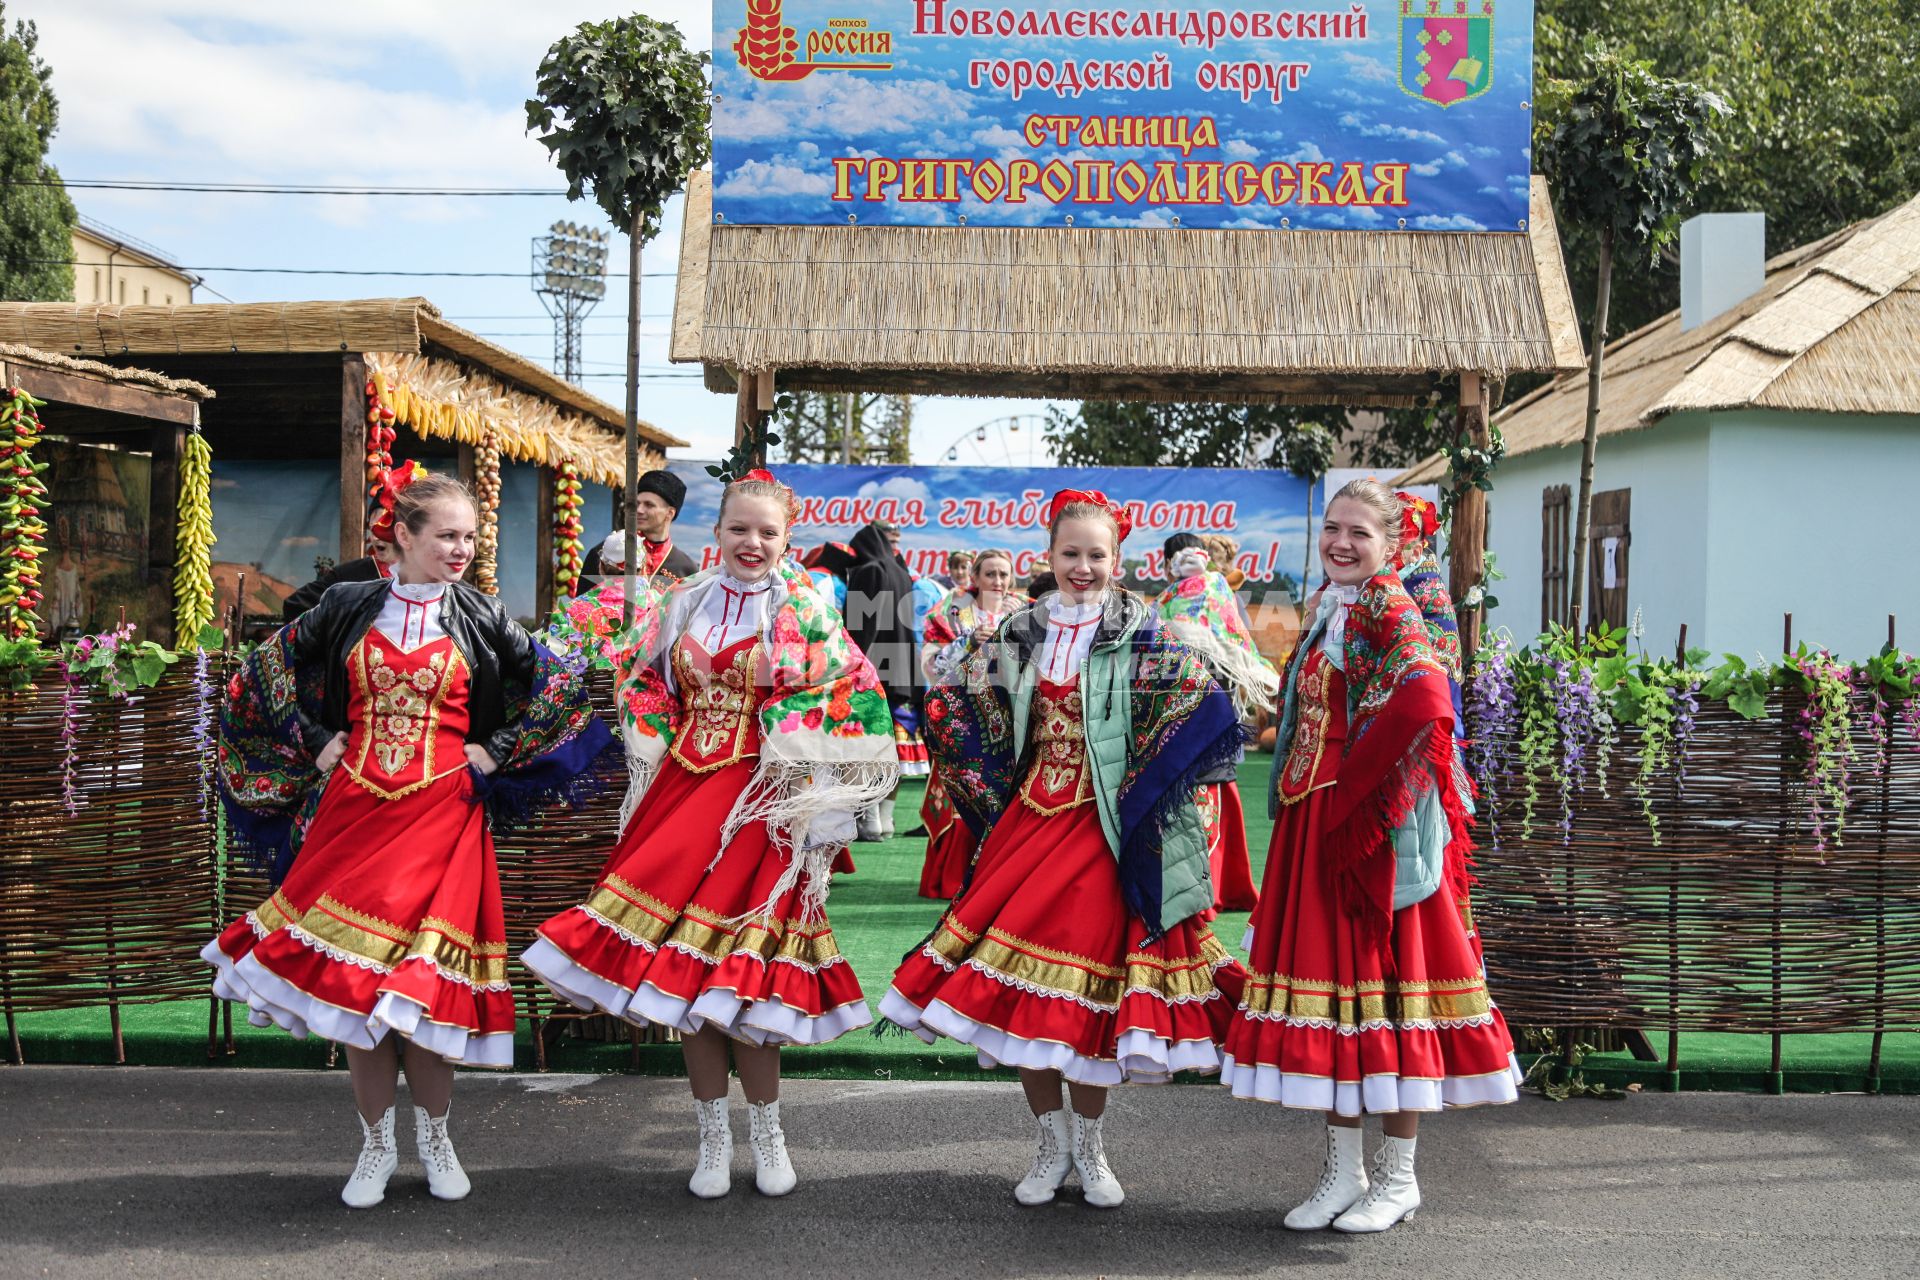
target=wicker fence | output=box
[1471,688,1920,1088]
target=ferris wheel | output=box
[938,414,1049,467]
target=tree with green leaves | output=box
[1537,0,1919,342]
[1537,41,1723,632]
[1046,400,1344,472]
[0,5,76,302]
[775,391,912,465]
[528,16,709,624]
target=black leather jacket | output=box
[285,579,536,767]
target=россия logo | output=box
[733,0,894,82]
[1399,0,1494,108]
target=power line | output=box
[21,178,569,196]
[26,259,674,279]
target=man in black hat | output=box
[584,468,696,584]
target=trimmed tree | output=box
[528,16,710,624]
[1537,42,1723,632]
[0,5,76,302]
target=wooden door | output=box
[1587,488,1631,632]
[1541,484,1571,631]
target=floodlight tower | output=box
[531,220,609,384]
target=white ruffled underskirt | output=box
[1221,1051,1525,1115]
[521,936,871,1048]
[201,936,514,1068]
[877,988,1225,1088]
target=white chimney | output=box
[1680,212,1766,331]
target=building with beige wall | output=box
[69,217,200,307]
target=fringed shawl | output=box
[219,622,613,885]
[925,590,1243,937]
[1154,570,1280,723]
[615,558,900,922]
[1272,572,1475,939]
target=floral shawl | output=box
[921,587,1025,684]
[1154,570,1280,723]
[219,621,613,885]
[1270,571,1474,938]
[616,558,900,921]
[925,590,1243,932]
[543,577,663,670]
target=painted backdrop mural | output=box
[713,0,1534,230]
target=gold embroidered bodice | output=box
[668,632,766,772]
[342,629,470,799]
[1019,676,1093,815]
[1277,647,1346,806]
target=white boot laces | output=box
[1076,1120,1113,1182]
[1025,1116,1061,1182]
[751,1115,786,1166]
[421,1119,455,1176]
[1354,1145,1395,1210]
[353,1125,392,1182]
[1307,1131,1343,1199]
[699,1115,730,1172]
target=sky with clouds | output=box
[25,0,1053,462]
[713,0,1533,230]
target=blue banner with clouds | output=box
[713,0,1533,231]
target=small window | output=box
[118,278,126,304]
[141,287,150,304]
[164,294,173,305]
[92,269,101,301]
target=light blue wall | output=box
[1704,411,1920,659]
[1482,409,1920,660]
[1482,416,1711,654]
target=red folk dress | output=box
[882,676,1246,1085]
[1222,646,1521,1113]
[522,632,870,1046]
[201,624,515,1067]
[1196,781,1259,920]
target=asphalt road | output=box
[3,1067,1916,1279]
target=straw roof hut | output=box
[671,171,1586,408]
[1395,193,1920,658]
[0,298,689,624]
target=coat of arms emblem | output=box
[1399,0,1495,108]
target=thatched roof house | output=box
[1397,193,1920,658]
[671,172,1586,407]
[0,298,689,628]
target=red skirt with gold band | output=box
[201,767,515,1067]
[1197,780,1259,919]
[522,751,871,1047]
[881,797,1247,1086]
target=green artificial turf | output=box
[12,761,1917,1093]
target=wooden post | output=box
[535,465,557,620]
[145,420,188,647]
[456,441,476,491]
[1770,611,1792,1095]
[1867,612,1896,1093]
[1447,372,1492,663]
[340,354,368,564]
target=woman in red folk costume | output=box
[1155,531,1277,919]
[1222,478,1519,1234]
[523,470,900,1200]
[885,491,1246,1210]
[207,472,611,1209]
[916,547,1024,899]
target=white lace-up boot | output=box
[414,1104,472,1201]
[856,802,884,843]
[1012,1109,1073,1206]
[1070,1111,1124,1208]
[1284,1123,1369,1230]
[1332,1134,1421,1233]
[689,1097,733,1199]
[748,1099,798,1197]
[341,1106,397,1209]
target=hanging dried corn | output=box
[553,458,584,598]
[172,430,216,642]
[0,386,49,642]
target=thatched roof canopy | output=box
[1397,192,1920,485]
[0,298,685,453]
[672,172,1584,406]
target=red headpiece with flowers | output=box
[1395,491,1440,550]
[368,459,427,545]
[1046,487,1134,543]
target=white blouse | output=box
[1317,583,1363,668]
[1038,594,1105,682]
[689,571,774,653]
[377,580,448,653]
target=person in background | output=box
[1156,533,1274,919]
[582,469,697,584]
[802,541,854,615]
[844,519,927,839]
[933,549,974,593]
[1202,532,1248,591]
[915,547,1023,897]
[281,460,418,622]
